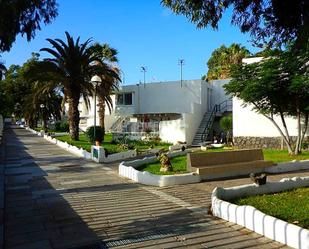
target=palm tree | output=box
[206,43,250,80]
[31,32,105,140]
[89,43,121,131]
[23,81,62,129]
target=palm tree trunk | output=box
[68,94,80,140]
[98,96,105,133]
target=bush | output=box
[85,126,104,143]
[55,121,69,132]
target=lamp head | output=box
[91,75,102,86]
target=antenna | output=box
[140,66,147,87]
[178,59,185,87]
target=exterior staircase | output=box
[109,116,129,132]
[191,99,232,146]
[191,110,216,146]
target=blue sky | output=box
[2,0,260,85]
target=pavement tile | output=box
[1,127,299,249]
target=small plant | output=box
[219,114,233,145]
[157,153,172,172]
[55,121,69,132]
[85,126,104,143]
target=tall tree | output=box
[0,53,62,126]
[27,32,109,140]
[162,0,308,47]
[89,43,121,131]
[206,43,250,80]
[0,61,6,80]
[23,81,62,129]
[0,0,58,52]
[224,46,309,155]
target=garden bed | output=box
[138,148,309,175]
[232,187,309,229]
[118,150,200,187]
[211,177,309,249]
[55,133,171,155]
[137,155,187,175]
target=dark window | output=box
[117,94,124,105]
[124,93,132,105]
[116,93,132,105]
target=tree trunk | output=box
[68,94,80,141]
[294,109,302,155]
[98,97,105,128]
[300,114,308,145]
[279,111,291,144]
[264,114,293,154]
[98,96,105,134]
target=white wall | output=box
[210,79,231,107]
[159,119,186,143]
[80,95,118,130]
[183,102,204,145]
[233,98,304,137]
[115,80,208,115]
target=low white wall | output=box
[266,160,309,173]
[212,177,309,249]
[119,150,201,187]
[26,127,136,163]
[91,145,137,163]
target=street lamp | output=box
[141,66,147,88]
[178,59,185,87]
[91,75,102,145]
[40,104,45,129]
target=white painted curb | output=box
[25,127,135,163]
[119,150,201,187]
[211,177,309,249]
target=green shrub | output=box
[85,126,104,143]
[55,121,69,132]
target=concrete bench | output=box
[187,149,275,180]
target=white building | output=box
[79,79,231,145]
[77,58,307,148]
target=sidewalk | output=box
[1,126,294,249]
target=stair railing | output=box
[216,98,232,113]
[201,104,218,141]
[201,98,232,141]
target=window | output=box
[116,92,133,105]
[124,93,132,105]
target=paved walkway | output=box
[2,126,308,249]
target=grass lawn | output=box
[138,148,309,175]
[56,133,122,154]
[263,149,309,163]
[138,155,188,175]
[232,187,309,229]
[55,133,171,154]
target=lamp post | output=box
[141,66,147,88]
[40,104,45,129]
[91,75,102,145]
[178,59,185,87]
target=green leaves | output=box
[0,0,58,52]
[206,43,250,80]
[162,0,308,47]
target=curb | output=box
[211,177,309,249]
